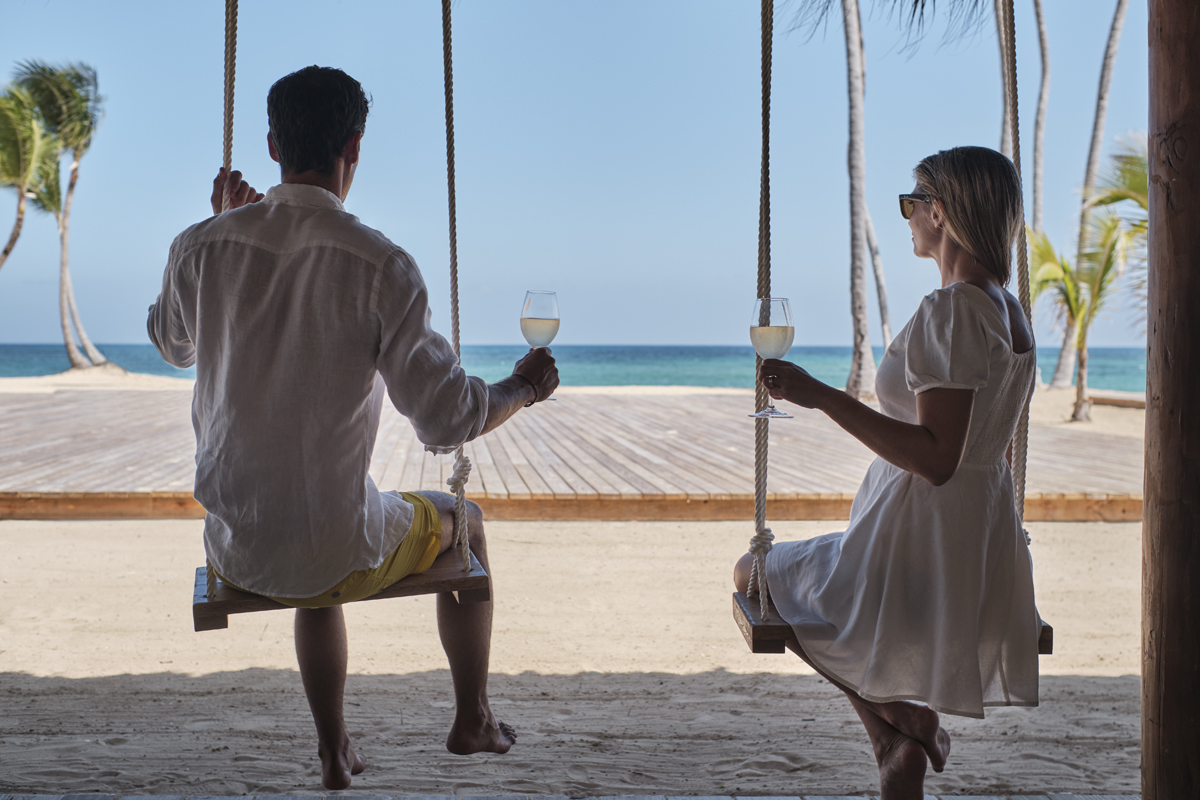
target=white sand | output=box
[0,363,193,393]
[0,518,1140,796]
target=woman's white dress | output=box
[765,282,1040,719]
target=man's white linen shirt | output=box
[148,183,488,598]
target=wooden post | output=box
[1143,0,1200,795]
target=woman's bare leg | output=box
[294,606,368,789]
[733,553,949,777]
[844,694,928,799]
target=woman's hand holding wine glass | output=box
[756,359,830,410]
[749,298,795,419]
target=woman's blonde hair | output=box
[913,146,1022,285]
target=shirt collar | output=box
[263,183,346,212]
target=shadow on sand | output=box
[0,669,1139,796]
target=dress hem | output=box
[793,633,1038,720]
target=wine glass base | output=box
[749,407,793,419]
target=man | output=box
[148,66,558,790]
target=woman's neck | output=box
[935,239,998,290]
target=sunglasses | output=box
[898,193,933,220]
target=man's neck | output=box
[281,171,344,201]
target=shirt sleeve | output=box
[146,235,197,368]
[374,249,488,448]
[904,287,992,394]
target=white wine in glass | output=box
[749,297,794,419]
[520,290,559,402]
[520,290,559,347]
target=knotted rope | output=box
[220,0,237,214]
[441,0,473,570]
[1000,0,1033,538]
[209,0,240,598]
[747,0,775,621]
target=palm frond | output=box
[1026,227,1082,327]
[27,143,61,218]
[0,85,59,196]
[1087,134,1147,211]
[1074,211,1130,339]
[786,0,988,40]
[14,60,104,157]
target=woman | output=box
[735,146,1041,798]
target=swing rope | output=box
[746,0,775,621]
[208,0,240,598]
[221,0,238,214]
[1000,0,1033,530]
[441,0,474,571]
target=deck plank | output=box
[0,388,1146,521]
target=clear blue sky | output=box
[0,0,1149,348]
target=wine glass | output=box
[520,290,559,401]
[520,290,559,347]
[749,297,795,419]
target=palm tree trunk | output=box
[60,155,106,365]
[1032,0,1050,233]
[0,192,26,273]
[65,278,107,366]
[1055,0,1130,393]
[843,0,876,399]
[1048,319,1078,388]
[853,1,891,349]
[1071,326,1091,421]
[994,0,1013,158]
[864,206,892,346]
[56,215,88,369]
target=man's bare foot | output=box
[318,739,366,790]
[877,731,927,800]
[446,710,517,756]
[872,700,950,772]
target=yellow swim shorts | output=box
[215,491,443,609]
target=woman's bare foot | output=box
[318,739,366,790]
[872,700,950,772]
[877,731,927,799]
[446,707,517,755]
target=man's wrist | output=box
[512,373,538,407]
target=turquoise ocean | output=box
[0,343,1148,392]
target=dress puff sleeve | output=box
[904,286,992,394]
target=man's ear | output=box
[267,132,281,164]
[343,130,363,166]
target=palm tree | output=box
[1087,134,1147,313]
[864,209,892,345]
[23,142,88,369]
[993,0,1013,158]
[0,86,56,273]
[1029,213,1131,421]
[842,0,877,398]
[15,60,109,368]
[1046,0,1131,389]
[854,18,893,347]
[1031,0,1050,233]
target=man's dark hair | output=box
[267,66,370,176]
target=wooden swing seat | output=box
[193,547,489,632]
[733,591,1054,656]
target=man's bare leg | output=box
[294,606,368,789]
[734,554,949,776]
[419,491,517,755]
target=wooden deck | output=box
[0,793,1142,799]
[0,388,1143,521]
